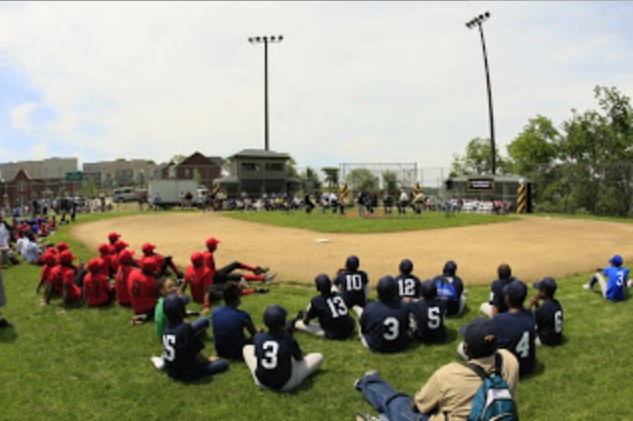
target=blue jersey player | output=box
[409,280,447,343]
[294,274,355,340]
[334,255,369,316]
[491,280,536,377]
[394,258,422,301]
[359,276,411,353]
[432,260,466,316]
[584,254,629,302]
[243,305,324,392]
[529,277,563,346]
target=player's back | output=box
[360,299,411,353]
[409,298,446,343]
[308,293,355,339]
[535,299,563,346]
[335,270,368,307]
[604,266,629,302]
[492,309,536,376]
[394,274,422,299]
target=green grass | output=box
[2,213,633,420]
[222,208,516,233]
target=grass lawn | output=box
[222,208,516,233]
[1,212,632,420]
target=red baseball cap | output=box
[57,242,70,252]
[114,240,129,252]
[205,237,220,247]
[191,252,204,265]
[108,232,121,242]
[98,243,111,254]
[59,251,76,264]
[87,258,102,273]
[141,243,156,255]
[118,249,136,264]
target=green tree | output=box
[345,168,379,193]
[301,167,322,194]
[381,170,399,196]
[286,157,300,179]
[321,167,339,191]
[170,154,187,165]
[193,168,202,186]
[450,137,505,176]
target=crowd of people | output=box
[1,211,630,420]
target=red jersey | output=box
[50,265,81,302]
[184,264,213,303]
[99,255,112,278]
[115,264,134,305]
[128,269,158,314]
[40,264,56,287]
[141,254,164,274]
[84,272,111,306]
[110,254,120,275]
[202,251,216,276]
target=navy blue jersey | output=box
[359,299,411,353]
[488,277,517,314]
[534,299,563,346]
[394,274,422,299]
[306,293,355,339]
[212,306,252,359]
[334,270,369,308]
[254,332,303,390]
[433,275,464,316]
[409,298,447,343]
[492,309,536,376]
[163,321,205,381]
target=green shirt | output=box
[155,296,166,343]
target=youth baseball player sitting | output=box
[212,282,260,360]
[394,258,422,302]
[480,263,517,318]
[243,305,324,392]
[491,280,536,377]
[334,255,370,317]
[293,274,356,340]
[583,254,629,302]
[161,294,229,382]
[529,277,564,346]
[409,280,447,344]
[354,317,519,421]
[360,276,411,353]
[432,260,466,316]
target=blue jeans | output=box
[197,358,229,377]
[357,373,429,421]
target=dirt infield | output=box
[71,213,633,286]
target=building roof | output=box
[449,174,532,183]
[228,149,290,159]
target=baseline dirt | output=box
[71,213,633,286]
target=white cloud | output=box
[0,1,631,175]
[10,102,38,132]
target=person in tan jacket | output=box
[354,317,519,421]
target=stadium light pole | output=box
[466,12,497,175]
[248,35,283,152]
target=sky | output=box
[0,1,632,181]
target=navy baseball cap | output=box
[399,259,413,275]
[460,318,497,358]
[533,277,557,295]
[503,280,528,302]
[377,275,396,300]
[263,305,288,330]
[609,254,623,267]
[420,280,437,299]
[315,274,332,293]
[163,294,186,321]
[443,260,457,275]
[346,255,360,271]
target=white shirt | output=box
[0,223,9,247]
[23,240,41,264]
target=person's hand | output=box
[208,356,219,363]
[200,307,209,316]
[529,295,539,307]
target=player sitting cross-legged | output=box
[432,260,466,317]
[394,258,422,302]
[243,305,324,392]
[359,276,411,353]
[529,277,564,346]
[293,274,356,340]
[409,280,447,344]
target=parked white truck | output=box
[148,180,198,209]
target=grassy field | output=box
[222,208,516,233]
[1,211,633,420]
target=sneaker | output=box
[255,287,269,294]
[355,413,381,421]
[150,356,165,370]
[254,266,269,275]
[264,272,277,283]
[583,283,592,291]
[186,309,200,317]
[353,370,379,390]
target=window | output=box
[265,163,284,172]
[18,181,25,192]
[241,162,259,172]
[185,169,191,178]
